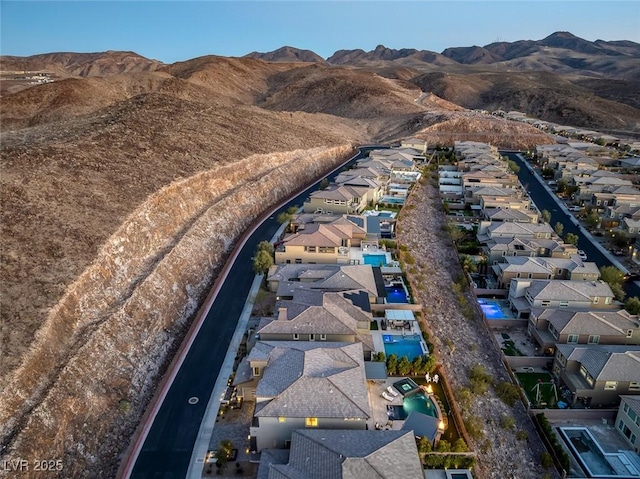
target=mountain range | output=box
[1,30,639,479]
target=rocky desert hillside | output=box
[1,50,553,477]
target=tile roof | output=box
[269,265,380,299]
[557,344,640,381]
[541,308,640,336]
[526,280,614,301]
[254,342,371,420]
[620,396,640,417]
[266,429,423,479]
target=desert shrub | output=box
[495,381,521,407]
[516,430,528,441]
[499,414,515,430]
[464,414,484,440]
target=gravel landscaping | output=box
[397,176,559,479]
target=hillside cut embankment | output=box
[0,145,352,479]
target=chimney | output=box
[278,307,288,321]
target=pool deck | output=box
[371,320,422,354]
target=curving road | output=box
[125,146,382,478]
[505,152,640,299]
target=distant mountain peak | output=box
[244,46,326,63]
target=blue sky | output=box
[2,1,639,63]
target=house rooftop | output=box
[252,341,371,420]
[556,344,640,381]
[260,429,423,479]
[524,280,614,302]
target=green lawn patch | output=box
[516,372,558,407]
[501,339,524,356]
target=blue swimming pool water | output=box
[363,253,387,266]
[380,196,405,205]
[386,286,408,303]
[477,298,508,319]
[383,336,424,360]
[386,392,438,420]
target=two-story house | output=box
[553,345,640,407]
[477,222,555,243]
[493,256,600,288]
[275,215,370,265]
[508,279,616,319]
[482,237,578,265]
[256,291,375,359]
[616,396,640,454]
[234,341,371,451]
[528,308,640,354]
[304,185,372,215]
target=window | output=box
[309,334,315,341]
[593,296,599,304]
[293,333,299,340]
[295,258,302,264]
[320,334,327,341]
[626,404,638,422]
[305,417,318,427]
[560,301,569,308]
[605,297,611,305]
[305,246,316,253]
[278,417,286,423]
[627,330,634,339]
[567,334,579,344]
[629,382,640,391]
[253,367,261,377]
[318,246,335,253]
[604,381,618,390]
[541,300,551,307]
[588,335,600,344]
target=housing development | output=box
[195,135,640,479]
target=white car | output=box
[577,250,587,261]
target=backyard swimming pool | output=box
[383,335,425,360]
[386,390,438,420]
[477,298,509,319]
[386,285,408,303]
[363,253,388,266]
[380,196,406,205]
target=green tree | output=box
[565,232,579,246]
[625,296,640,315]
[253,249,274,274]
[397,356,412,376]
[495,381,521,407]
[460,254,478,273]
[257,240,274,255]
[541,210,551,223]
[585,210,600,229]
[411,355,424,375]
[556,179,568,194]
[541,451,554,468]
[447,224,466,244]
[541,168,555,179]
[386,354,398,375]
[417,436,432,454]
[435,439,451,453]
[318,177,329,190]
[451,438,469,453]
[507,160,520,174]
[215,439,234,468]
[599,265,625,301]
[554,222,564,237]
[423,354,437,374]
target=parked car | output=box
[578,250,587,260]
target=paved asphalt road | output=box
[506,152,640,299]
[130,147,378,478]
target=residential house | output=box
[508,279,616,319]
[492,256,599,288]
[236,341,371,451]
[257,429,424,479]
[528,308,640,354]
[401,137,428,154]
[616,396,640,453]
[275,215,370,265]
[266,264,386,305]
[256,291,375,359]
[462,170,519,191]
[303,185,372,215]
[553,345,640,407]
[620,217,640,238]
[483,208,538,223]
[477,222,555,242]
[482,237,578,265]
